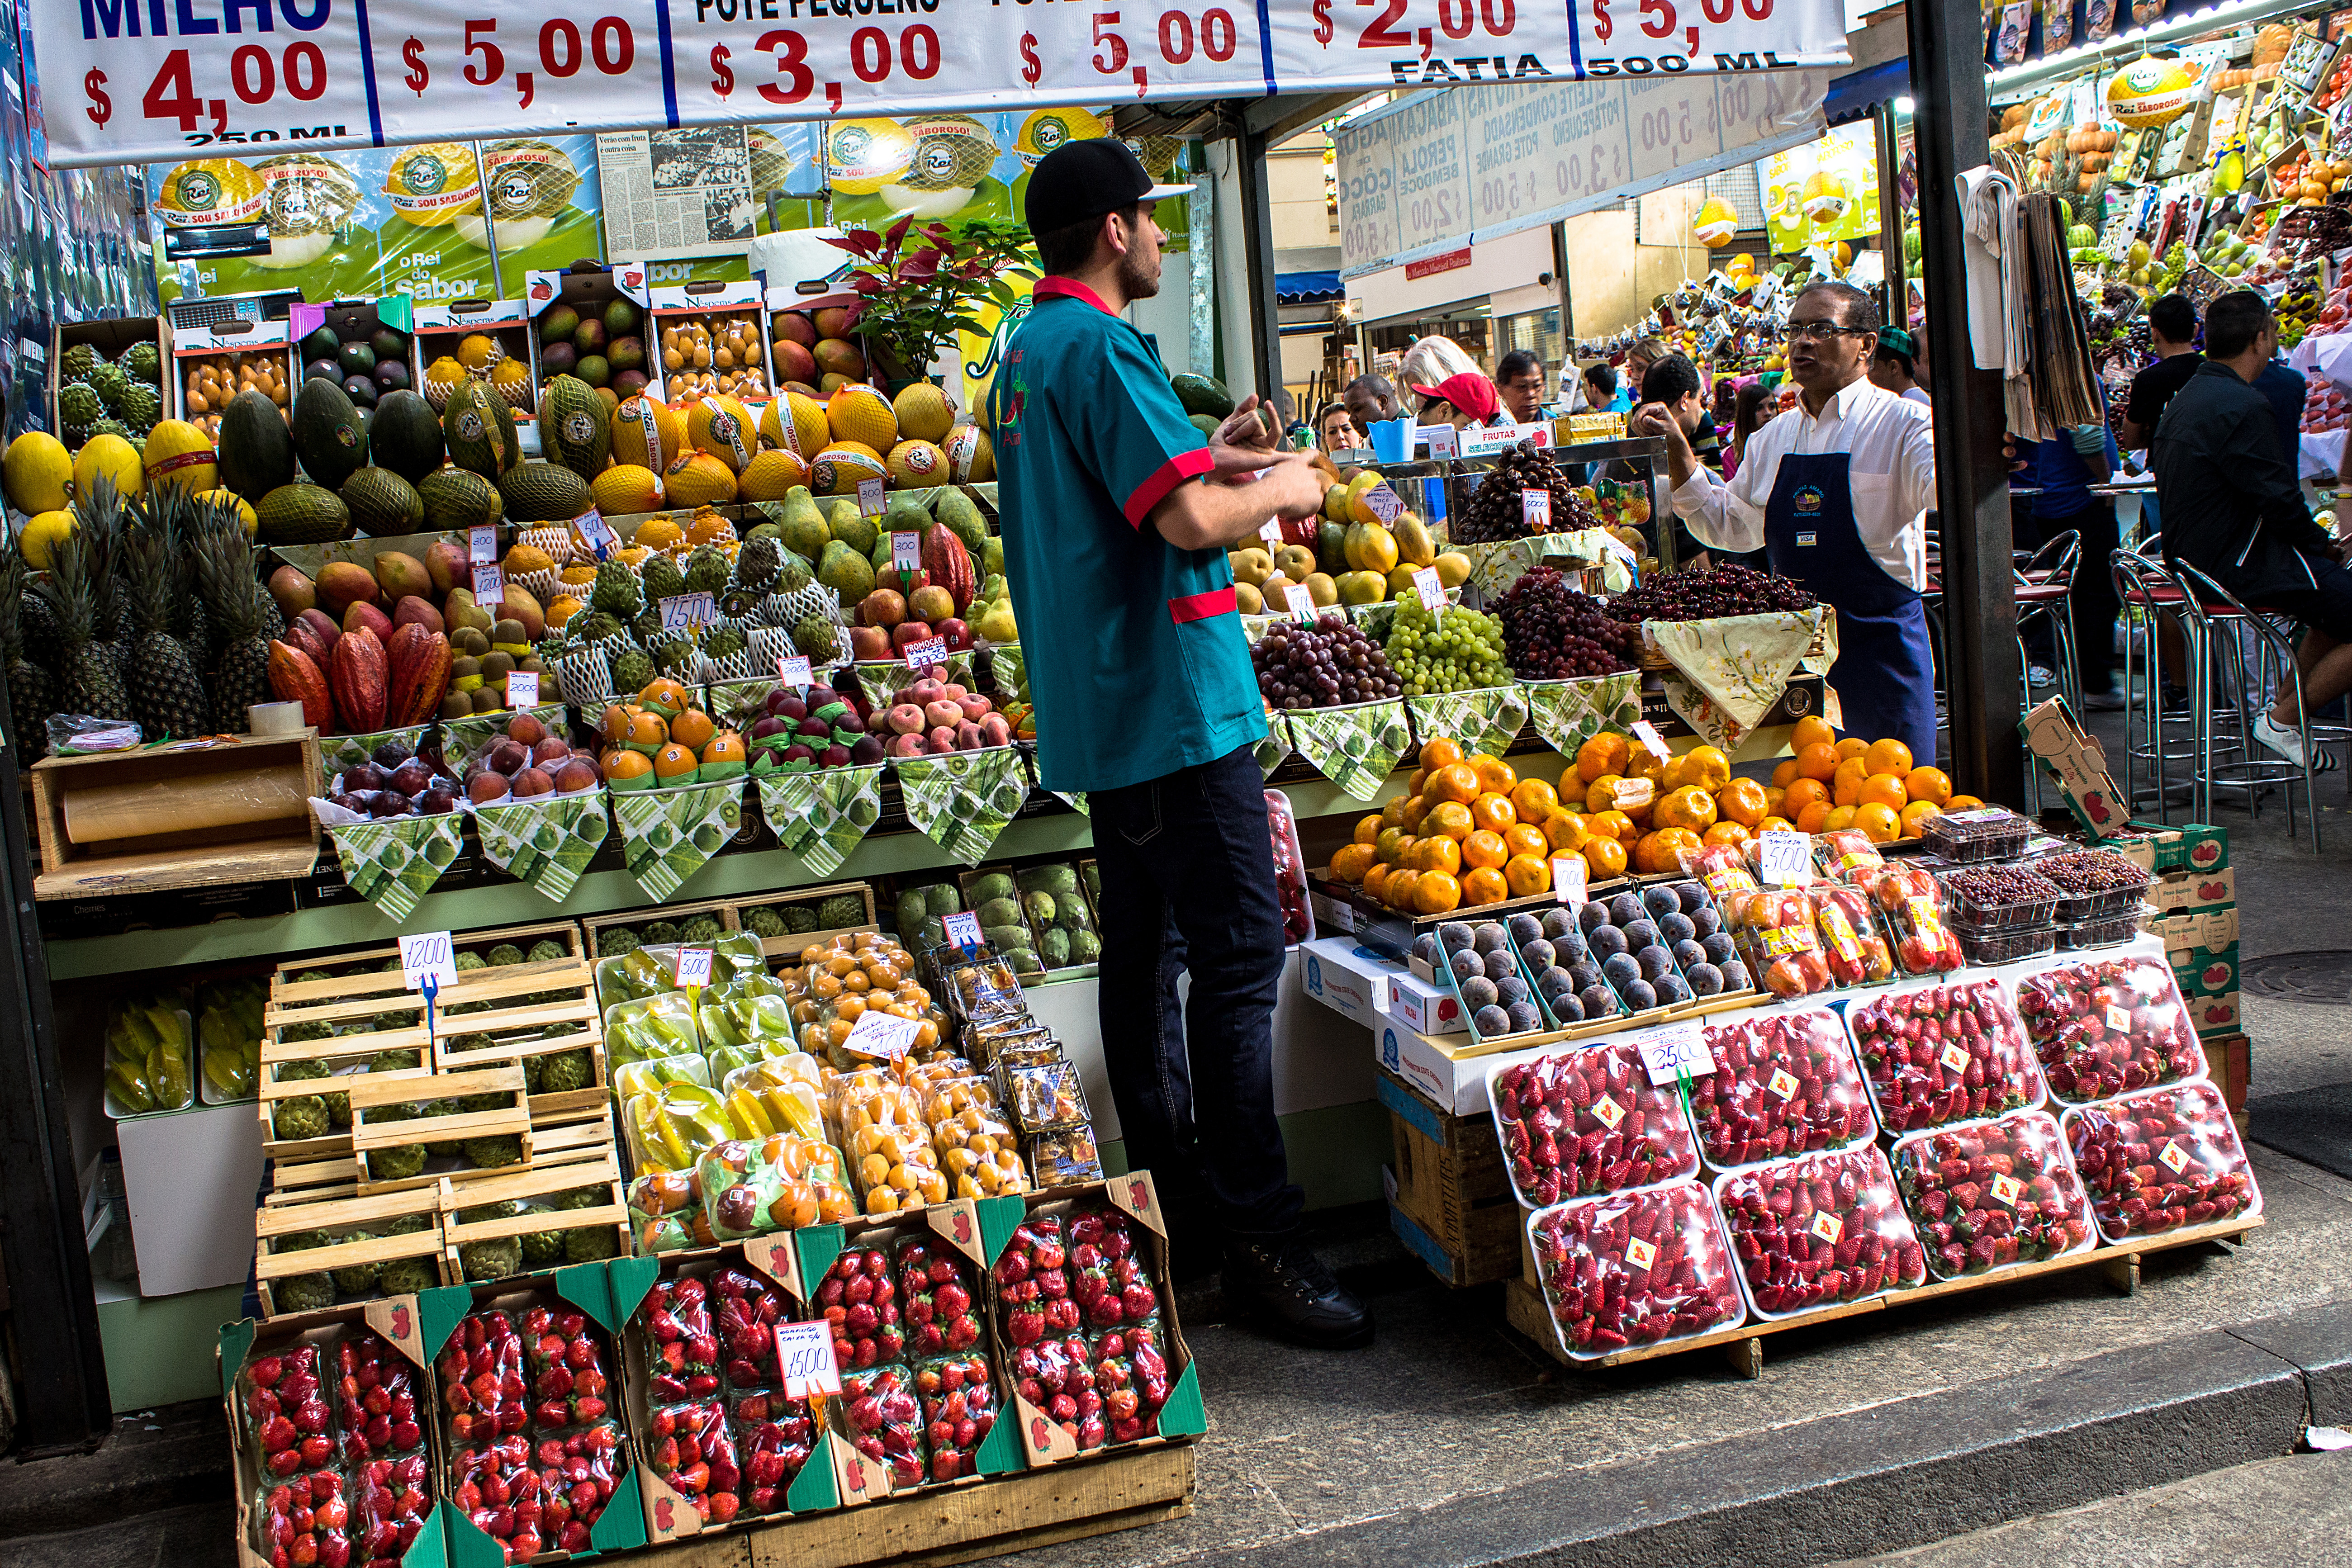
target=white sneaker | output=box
[2254,712,2308,768]
[2028,665,2057,687]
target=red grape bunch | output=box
[1495,567,1640,677]
[1251,615,1403,710]
[1607,561,1817,624]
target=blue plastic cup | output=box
[1369,417,1409,462]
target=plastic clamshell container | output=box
[1807,882,1897,989]
[1936,865,2066,931]
[2061,1081,2262,1245]
[2012,953,2207,1106]
[2056,912,2145,950]
[2032,850,2157,924]
[1586,881,1755,1012]
[1855,860,1966,976]
[1843,974,2045,1135]
[1712,1146,1929,1321]
[1486,1041,1700,1210]
[1721,884,1836,1000]
[1921,806,2033,863]
[1949,921,2058,965]
[1690,1004,1878,1174]
[1888,1109,2096,1281]
[1523,1180,1747,1360]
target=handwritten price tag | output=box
[1363,484,1402,524]
[1758,830,1812,887]
[845,1009,922,1061]
[891,530,922,572]
[1412,566,1446,611]
[1284,584,1317,623]
[399,931,457,990]
[943,911,982,950]
[1636,1021,1713,1085]
[1630,719,1670,761]
[1259,518,1285,545]
[673,947,714,990]
[469,525,498,565]
[1551,855,1587,905]
[506,671,540,709]
[779,655,812,690]
[902,636,947,670]
[777,1322,842,1400]
[471,564,504,603]
[573,508,617,560]
[1522,488,1552,531]
[860,478,888,519]
[659,592,716,633]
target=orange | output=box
[1428,763,1479,805]
[1425,800,1475,842]
[1703,820,1754,849]
[1381,793,1413,828]
[1718,777,1769,828]
[1385,870,1420,910]
[1354,814,1383,846]
[1329,843,1375,883]
[1656,784,1718,833]
[1510,779,1561,822]
[1681,744,1731,791]
[1399,794,1432,832]
[1503,822,1550,861]
[1462,829,1509,870]
[1782,777,1829,816]
[1542,811,1589,853]
[1407,768,1427,799]
[1791,714,1837,753]
[1771,758,1800,788]
[1632,830,1672,875]
[1471,754,1517,795]
[1764,784,1788,818]
[1419,737,1464,772]
[1794,799,1833,834]
[1858,773,1910,811]
[1947,794,1984,812]
[1361,863,1394,902]
[1413,836,1461,876]
[1589,809,1640,848]
[1905,766,1953,806]
[1503,854,1551,898]
[1469,794,1517,834]
[1900,800,1943,834]
[1577,733,1630,783]
[1823,805,1858,832]
[1758,815,1795,833]
[1853,802,1903,844]
[1658,754,1687,791]
[1581,835,1628,879]
[1831,757,1872,807]
[1864,738,1914,777]
[1629,749,1670,786]
[1795,742,1840,782]
[1461,866,1509,906]
[1643,827,1704,874]
[1834,736,1869,762]
[1415,870,1462,914]
[1585,775,1625,815]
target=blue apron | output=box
[1764,451,1939,762]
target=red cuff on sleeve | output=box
[1123,445,1216,527]
[1168,586,1236,623]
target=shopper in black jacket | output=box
[2153,289,2352,767]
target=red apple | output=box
[860,588,907,629]
[892,621,934,651]
[937,617,973,651]
[849,625,893,660]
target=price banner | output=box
[1756,829,1811,886]
[673,947,715,989]
[1551,854,1587,905]
[1283,583,1318,623]
[779,655,812,689]
[659,592,716,633]
[573,508,619,559]
[1522,488,1552,531]
[1634,1020,1712,1085]
[943,911,982,949]
[1412,566,1446,611]
[891,531,922,573]
[1363,484,1402,524]
[902,635,948,669]
[34,0,1845,169]
[860,478,889,519]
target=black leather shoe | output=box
[1223,1236,1374,1349]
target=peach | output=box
[927,727,958,753]
[553,758,602,792]
[511,767,555,798]
[467,772,512,804]
[889,733,928,757]
[506,713,549,747]
[956,694,991,723]
[484,738,530,776]
[888,703,927,735]
[531,737,572,767]
[910,677,946,705]
[979,714,1010,747]
[954,719,983,750]
[923,699,963,730]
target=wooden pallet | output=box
[1504,1213,2266,1379]
[1381,1073,1517,1288]
[251,1184,447,1318]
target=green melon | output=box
[341,467,425,536]
[292,378,368,489]
[256,483,352,545]
[368,389,445,485]
[443,380,519,480]
[419,467,503,532]
[538,375,610,483]
[216,389,297,501]
[496,462,592,524]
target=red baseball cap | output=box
[1408,372,1499,423]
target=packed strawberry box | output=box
[1523,1181,1746,1359]
[1843,976,2044,1133]
[1889,1111,2095,1280]
[1689,1005,1877,1173]
[1487,1040,1700,1208]
[1712,1147,1928,1319]
[2063,1081,2262,1245]
[2013,954,2206,1105]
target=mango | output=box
[1343,521,1399,575]
[1335,570,1387,606]
[1304,571,1338,607]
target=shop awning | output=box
[1276,271,1343,304]
[1826,57,1911,126]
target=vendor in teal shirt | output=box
[991,138,1369,1352]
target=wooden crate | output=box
[1378,1071,1519,1288]
[29,730,324,900]
[734,882,879,965]
[438,1151,630,1284]
[350,1062,532,1192]
[583,899,740,963]
[251,1184,448,1318]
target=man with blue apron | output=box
[1633,281,1941,761]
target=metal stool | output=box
[2175,564,2321,852]
[2013,531,2082,715]
[2110,548,2201,820]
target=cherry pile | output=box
[1453,443,1598,543]
[1495,568,1640,677]
[1250,615,1403,710]
[1607,561,1816,623]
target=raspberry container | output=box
[1844,975,2044,1133]
[1487,1041,1701,1209]
[1936,865,2065,931]
[1524,1181,1747,1359]
[2031,849,2157,924]
[2056,913,2143,951]
[1690,1005,1878,1173]
[1945,918,2059,966]
[2062,1081,2262,1244]
[1712,1146,1929,1320]
[2014,954,2206,1105]
[1921,805,2033,862]
[1889,1110,2095,1280]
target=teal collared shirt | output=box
[990,278,1267,794]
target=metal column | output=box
[1229,114,1287,406]
[1908,0,2022,803]
[1874,103,1906,329]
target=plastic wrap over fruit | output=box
[731,1388,816,1516]
[916,1351,998,1481]
[648,1398,743,1524]
[614,1054,712,1101]
[1862,860,1964,975]
[820,1245,907,1369]
[1892,1110,2094,1279]
[721,1055,826,1140]
[1692,1006,1876,1172]
[243,1341,337,1484]
[352,1451,432,1568]
[335,1333,425,1467]
[1846,976,2044,1132]
[519,1303,615,1433]
[2064,1081,2261,1244]
[626,1169,710,1254]
[1090,1321,1172,1446]
[2015,954,2205,1105]
[604,992,703,1067]
[994,1214,1083,1350]
[1527,1180,1746,1358]
[256,1470,351,1568]
[636,1275,723,1406]
[1714,1146,1928,1319]
[1808,882,1895,987]
[839,1362,925,1488]
[626,1080,743,1172]
[1264,788,1314,943]
[1813,827,1885,884]
[436,1311,529,1450]
[1726,886,1835,999]
[1010,1331,1102,1450]
[898,1234,985,1360]
[1488,1040,1698,1208]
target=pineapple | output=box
[198,531,271,733]
[121,526,210,739]
[35,487,129,722]
[0,533,55,753]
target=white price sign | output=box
[891,531,922,576]
[902,636,947,670]
[469,525,498,565]
[943,911,982,949]
[1636,1021,1713,1085]
[1758,830,1812,887]
[776,1321,842,1400]
[778,655,812,690]
[860,478,889,518]
[844,1009,922,1061]
[1630,720,1670,762]
[573,508,618,559]
[659,592,716,632]
[471,565,504,603]
[1362,484,1402,524]
[399,931,458,991]
[505,670,540,709]
[1259,518,1286,545]
[1412,566,1446,612]
[1522,488,1552,532]
[1284,584,1317,623]
[1551,855,1587,905]
[1421,424,1460,460]
[673,947,715,989]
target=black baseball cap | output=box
[1023,138,1193,236]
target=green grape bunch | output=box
[1382,599,1512,695]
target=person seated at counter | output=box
[1316,401,1364,453]
[1496,348,1555,425]
[1412,370,1511,431]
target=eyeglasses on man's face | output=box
[1785,320,1872,342]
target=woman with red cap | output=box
[1411,371,1512,431]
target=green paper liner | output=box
[1405,685,1530,758]
[321,723,431,777]
[326,814,464,922]
[610,780,746,900]
[1255,723,1291,779]
[1455,530,1630,599]
[853,652,976,693]
[706,675,782,730]
[442,705,569,767]
[755,765,885,877]
[472,792,610,903]
[1523,672,1643,753]
[1281,700,1410,801]
[1050,790,1089,815]
[892,746,1029,865]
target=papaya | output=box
[1343,521,1399,575]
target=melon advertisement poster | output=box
[1758,124,1881,252]
[146,135,604,306]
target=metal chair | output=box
[2014,531,2082,718]
[2173,563,2321,852]
[2110,547,2200,821]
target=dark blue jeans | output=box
[1088,742,1304,1242]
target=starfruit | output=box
[107,1060,156,1114]
[725,1062,824,1142]
[613,1055,711,1099]
[625,1082,741,1171]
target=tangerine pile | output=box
[1767,716,1980,846]
[1326,740,1577,914]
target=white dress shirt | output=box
[1670,376,1938,591]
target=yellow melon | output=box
[943,423,995,482]
[810,441,887,496]
[195,488,258,536]
[545,595,584,630]
[684,394,756,473]
[760,390,830,460]
[593,464,667,519]
[738,449,809,502]
[891,382,953,443]
[141,420,216,496]
[611,395,684,470]
[73,433,144,501]
[884,440,947,489]
[825,384,897,452]
[664,450,739,507]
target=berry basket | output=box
[2030,850,2156,924]
[1843,975,2044,1134]
[1487,1041,1700,1208]
[1689,1004,1878,1174]
[1936,865,2065,932]
[1921,806,2033,863]
[2055,912,2142,951]
[1944,918,2058,966]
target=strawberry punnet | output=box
[992,1216,1080,1349]
[648,1398,742,1524]
[2015,956,2205,1105]
[1892,1110,2093,1279]
[521,1304,613,1431]
[731,1389,817,1516]
[635,1275,721,1407]
[258,1469,352,1568]
[335,1334,424,1468]
[1491,1041,1698,1208]
[1716,1146,1927,1317]
[840,1362,925,1488]
[1846,977,2041,1132]
[245,1342,336,1480]
[1529,1182,1745,1355]
[1010,1332,1102,1451]
[2065,1081,2260,1243]
[435,1312,528,1449]
[710,1265,787,1388]
[1091,1323,1172,1446]
[1692,1007,1876,1170]
[917,1351,998,1481]
[1068,1205,1162,1332]
[819,1246,905,1369]
[352,1452,430,1568]
[898,1236,984,1359]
